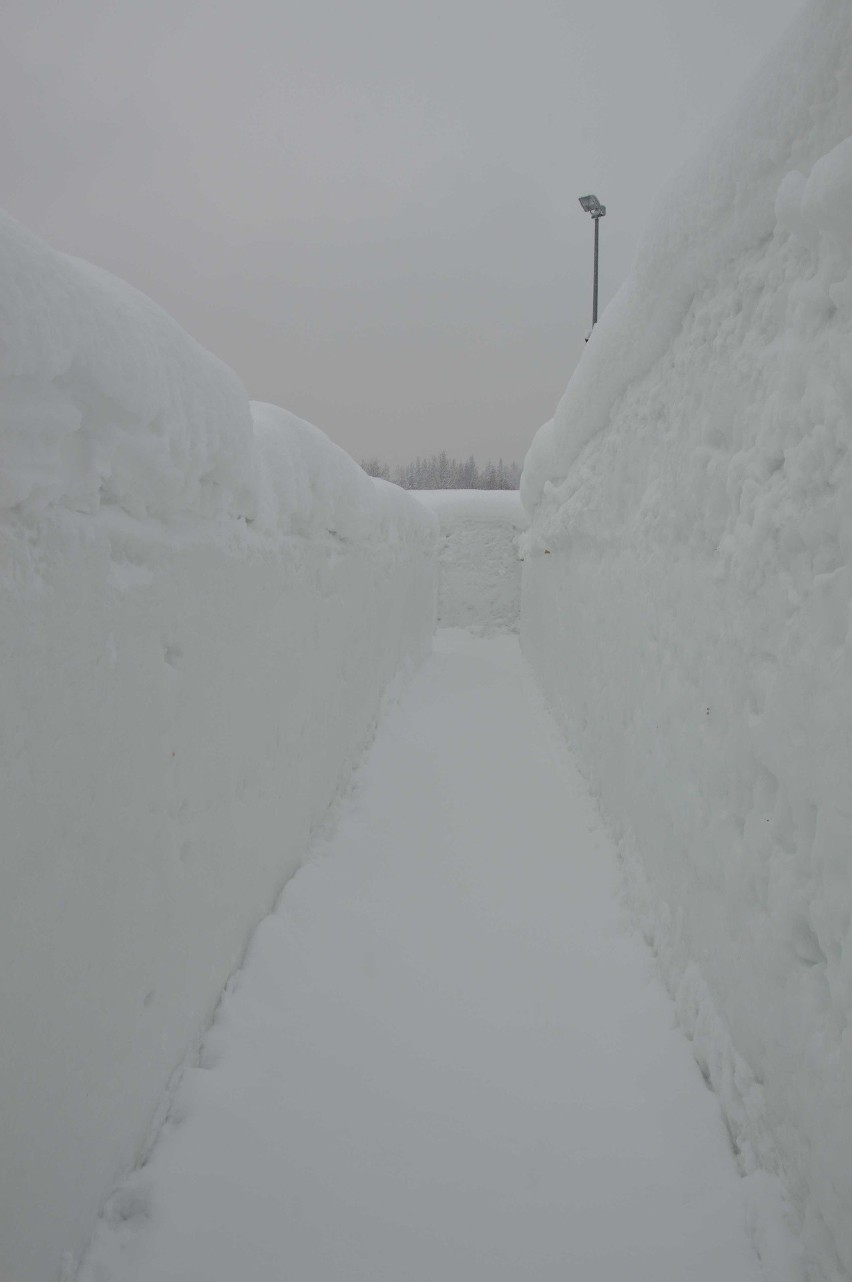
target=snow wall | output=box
[521,4,852,1279]
[412,490,526,633]
[0,211,437,1282]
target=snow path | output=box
[81,631,775,1282]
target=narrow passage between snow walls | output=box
[76,624,800,1282]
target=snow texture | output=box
[0,210,437,1282]
[412,490,526,633]
[76,631,799,1282]
[521,3,852,1278]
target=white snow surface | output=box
[412,490,526,633]
[521,3,852,1278]
[522,0,852,512]
[0,210,255,520]
[0,210,437,1282]
[76,631,800,1282]
[0,209,431,550]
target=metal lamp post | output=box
[578,194,606,331]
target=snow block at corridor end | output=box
[0,210,437,1282]
[521,3,852,1279]
[412,490,526,634]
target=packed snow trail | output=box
[79,631,785,1282]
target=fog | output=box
[2,0,803,464]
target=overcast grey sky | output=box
[3,0,803,465]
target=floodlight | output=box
[578,194,606,217]
[578,194,607,331]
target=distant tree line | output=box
[361,452,521,490]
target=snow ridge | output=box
[521,0,852,525]
[0,210,437,1282]
[521,3,852,1279]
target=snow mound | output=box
[521,3,852,1279]
[0,210,436,1282]
[412,491,526,633]
[521,0,852,520]
[252,402,433,548]
[0,210,435,556]
[0,211,257,520]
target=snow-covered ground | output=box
[5,0,852,1270]
[76,629,799,1282]
[521,1,852,1277]
[0,211,436,1282]
[412,490,526,632]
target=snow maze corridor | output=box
[76,500,794,1282]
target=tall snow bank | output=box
[412,490,526,633]
[0,211,258,520]
[0,211,437,1282]
[521,4,852,1279]
[522,0,852,517]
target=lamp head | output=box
[579,194,606,217]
